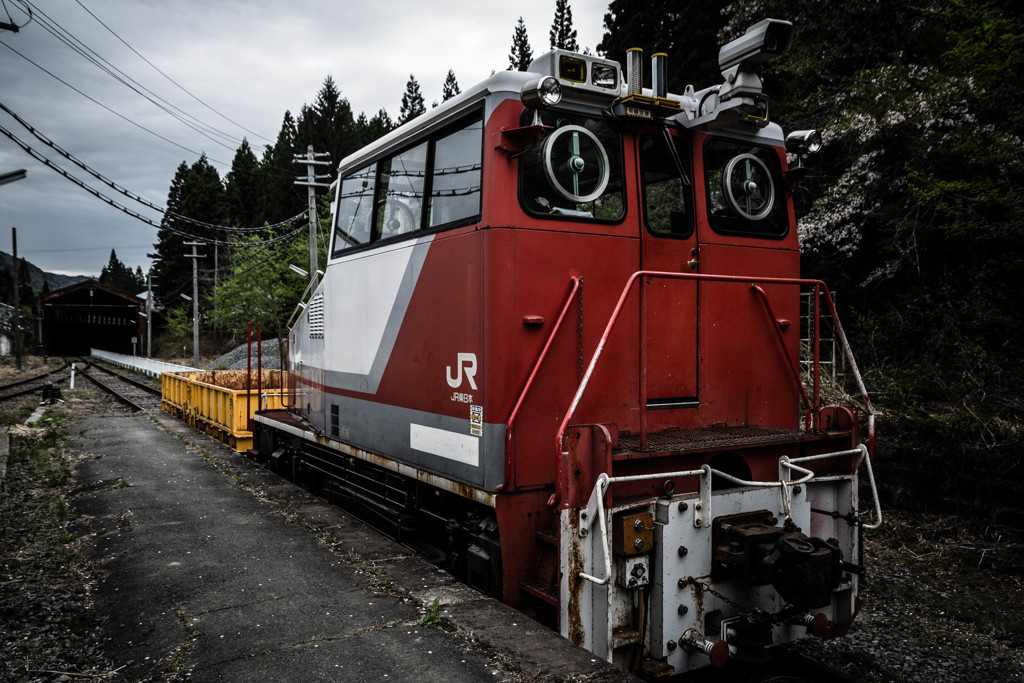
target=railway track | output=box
[76,359,162,412]
[0,361,70,402]
[0,358,163,413]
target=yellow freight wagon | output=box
[161,370,290,452]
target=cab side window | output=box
[333,163,376,255]
[331,111,483,257]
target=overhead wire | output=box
[0,122,309,248]
[7,0,312,182]
[0,39,228,165]
[4,1,331,184]
[17,0,244,152]
[0,102,307,233]
[72,0,273,146]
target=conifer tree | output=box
[296,76,356,177]
[99,249,143,294]
[259,111,302,225]
[442,69,461,101]
[148,155,224,305]
[508,17,533,71]
[224,139,261,229]
[398,75,427,124]
[550,0,579,51]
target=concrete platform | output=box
[69,409,639,682]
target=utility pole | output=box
[184,241,205,367]
[294,146,332,291]
[146,270,153,358]
[11,227,20,370]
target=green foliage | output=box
[163,303,193,358]
[508,17,533,71]
[442,69,461,102]
[549,0,579,51]
[598,0,729,90]
[98,249,144,294]
[210,216,328,341]
[716,0,1024,469]
[420,598,443,627]
[398,75,426,125]
[149,156,225,305]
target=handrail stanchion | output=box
[818,287,876,458]
[502,276,581,492]
[246,322,252,431]
[257,322,262,414]
[812,283,821,429]
[639,277,648,449]
[751,284,812,429]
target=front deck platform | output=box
[614,425,851,460]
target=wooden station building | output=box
[40,280,145,356]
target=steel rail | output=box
[77,368,147,412]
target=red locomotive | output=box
[253,18,880,675]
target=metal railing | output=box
[90,348,199,377]
[576,443,882,586]
[551,270,875,508]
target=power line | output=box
[0,122,309,248]
[73,0,272,145]
[0,39,228,165]
[0,102,306,233]
[18,0,245,152]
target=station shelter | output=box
[40,280,145,356]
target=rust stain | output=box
[566,510,584,646]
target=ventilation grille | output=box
[309,293,324,339]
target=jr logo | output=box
[446,353,478,390]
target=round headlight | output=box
[521,76,562,108]
[786,129,822,155]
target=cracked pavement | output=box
[68,409,635,682]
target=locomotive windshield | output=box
[518,111,624,222]
[704,137,787,238]
[640,131,694,239]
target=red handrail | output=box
[500,275,582,492]
[552,270,875,507]
[750,283,814,430]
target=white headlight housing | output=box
[521,76,562,108]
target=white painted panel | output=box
[410,424,479,467]
[324,240,418,375]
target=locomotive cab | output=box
[255,18,879,677]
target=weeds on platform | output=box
[0,402,112,680]
[420,597,443,628]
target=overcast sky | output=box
[0,0,609,277]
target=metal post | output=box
[184,241,206,368]
[11,227,20,370]
[294,147,332,292]
[146,270,153,358]
[306,145,317,290]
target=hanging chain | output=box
[691,579,743,611]
[577,277,584,383]
[691,579,803,626]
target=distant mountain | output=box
[0,250,91,293]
